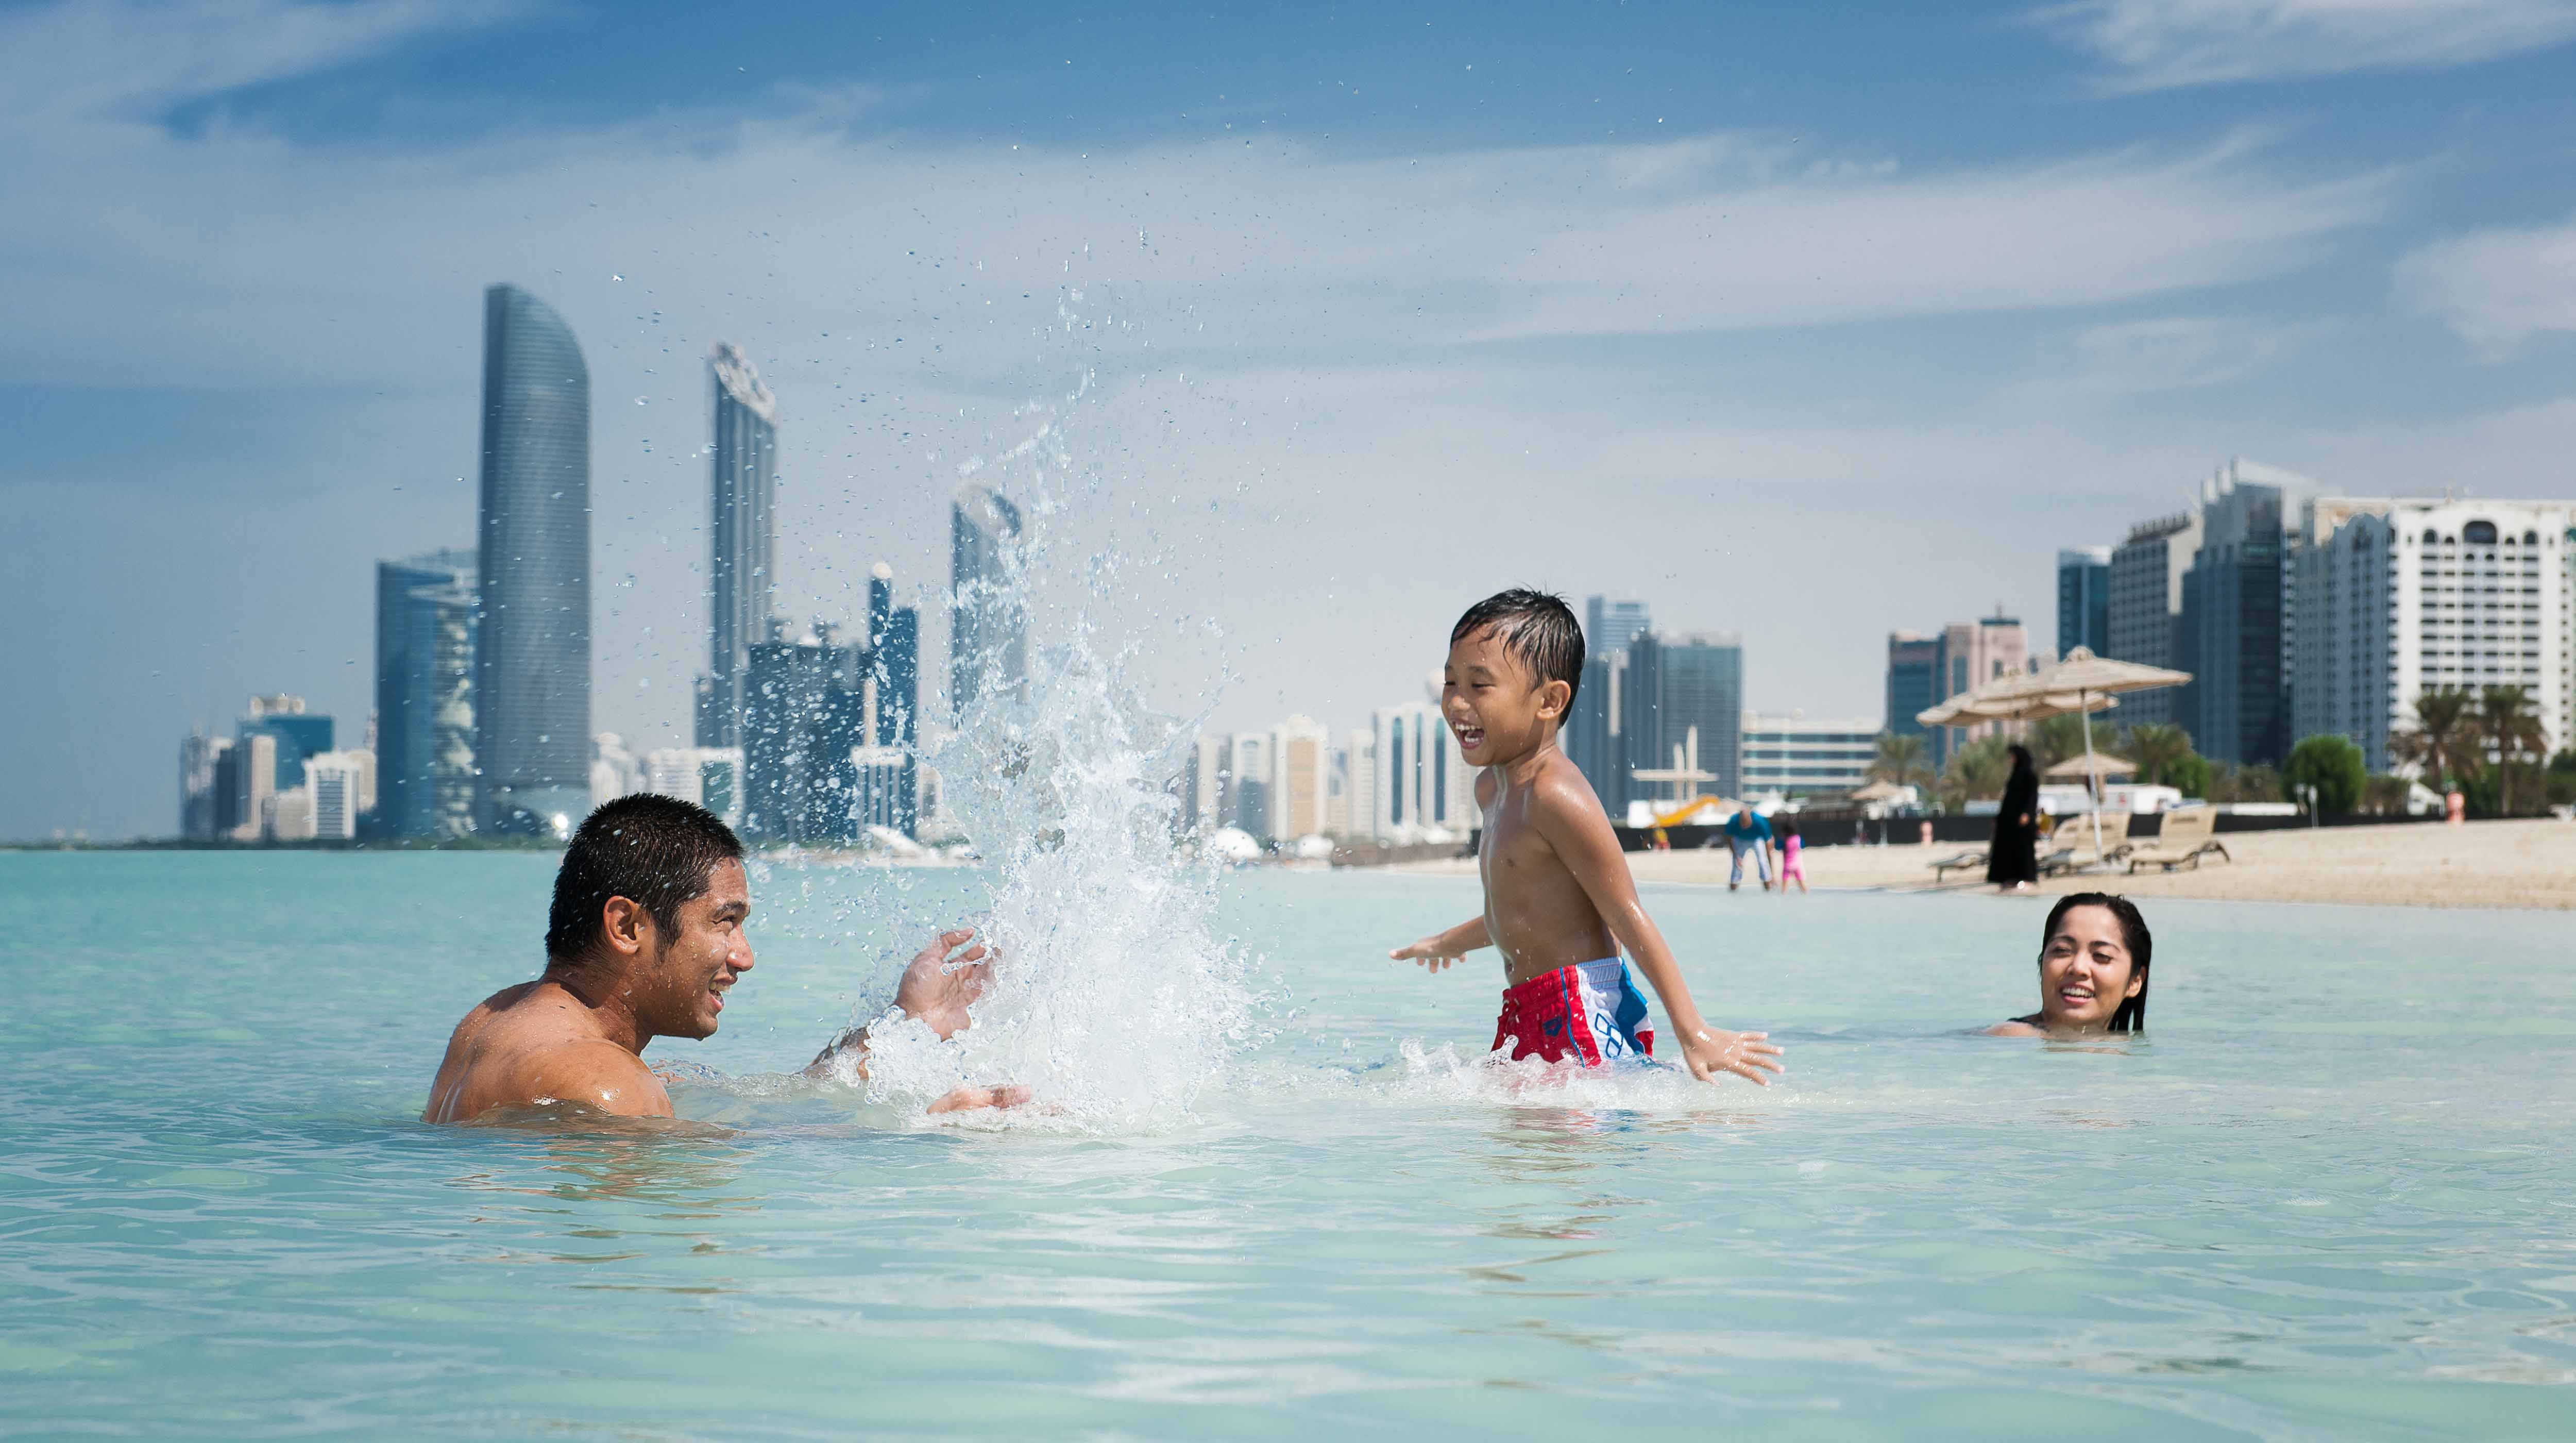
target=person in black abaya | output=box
[1986,744,2040,892]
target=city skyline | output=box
[15,1,2576,838]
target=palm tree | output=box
[2121,724,2192,788]
[1939,736,2013,811]
[2477,684,2548,816]
[1868,732,1933,794]
[2030,713,2090,770]
[2392,686,2479,793]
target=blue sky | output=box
[7,0,2576,838]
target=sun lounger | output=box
[1930,849,1988,882]
[2126,805,2229,873]
[2042,811,2134,875]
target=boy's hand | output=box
[1676,1027,1785,1086]
[1390,937,1466,973]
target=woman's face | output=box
[2037,904,2142,1031]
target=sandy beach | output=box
[1391,817,2576,911]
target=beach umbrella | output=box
[1982,647,2190,864]
[1915,689,2116,728]
[1849,780,1912,802]
[2044,752,2134,779]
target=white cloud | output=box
[0,0,536,126]
[2037,0,2576,90]
[2395,210,2576,358]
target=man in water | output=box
[425,793,1016,1123]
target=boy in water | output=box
[1391,591,1785,1085]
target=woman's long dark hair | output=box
[2040,892,2150,1032]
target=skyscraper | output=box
[375,548,478,838]
[1623,631,1745,801]
[474,282,591,834]
[239,694,332,793]
[2187,460,2318,767]
[698,343,779,750]
[1584,594,1651,658]
[950,482,1025,720]
[180,733,230,840]
[2056,546,2112,659]
[742,625,867,845]
[1884,630,1941,757]
[1566,647,1630,813]
[2296,498,2575,770]
[2107,511,2202,734]
[867,561,921,835]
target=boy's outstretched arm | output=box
[1391,916,1490,974]
[1532,777,1785,1086]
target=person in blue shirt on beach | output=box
[1722,803,1774,893]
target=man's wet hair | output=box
[1451,589,1585,706]
[546,794,745,963]
[2040,892,2151,1032]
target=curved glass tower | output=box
[950,482,1025,720]
[474,283,591,833]
[697,343,779,749]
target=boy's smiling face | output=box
[1443,624,1569,768]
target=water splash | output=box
[854,370,1267,1130]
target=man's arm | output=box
[805,930,1025,1112]
[1531,775,1784,1086]
[1389,915,1492,973]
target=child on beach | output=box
[1389,591,1786,1086]
[1776,817,1808,895]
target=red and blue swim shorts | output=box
[1493,958,1655,1065]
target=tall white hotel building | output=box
[2296,498,2576,771]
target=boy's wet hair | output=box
[1451,589,1585,706]
[2040,892,2151,1032]
[547,794,745,963]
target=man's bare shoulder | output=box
[427,982,669,1123]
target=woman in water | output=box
[1986,744,2040,892]
[1988,892,2149,1035]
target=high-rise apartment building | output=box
[240,694,333,793]
[643,746,747,825]
[1740,713,1876,797]
[375,548,478,838]
[1226,732,1272,836]
[474,283,591,833]
[2296,499,2575,771]
[742,625,870,845]
[1623,631,1745,800]
[866,561,922,836]
[306,751,372,841]
[951,482,1025,720]
[2057,547,2112,659]
[1268,715,1332,840]
[1885,619,2035,768]
[1338,729,1378,840]
[180,733,229,840]
[1565,647,1630,813]
[1184,734,1225,833]
[1370,699,1473,839]
[698,343,779,750]
[2187,460,2319,767]
[1883,631,1942,760]
[1584,594,1652,659]
[224,732,276,842]
[2106,511,2201,734]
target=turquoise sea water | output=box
[5,850,2574,1439]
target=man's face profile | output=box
[633,860,754,1041]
